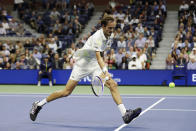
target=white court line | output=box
[150,108,196,112]
[114,97,165,131]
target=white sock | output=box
[37,98,47,107]
[118,104,126,116]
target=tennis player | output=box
[30,15,142,124]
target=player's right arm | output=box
[95,51,110,77]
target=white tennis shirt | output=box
[73,28,113,67]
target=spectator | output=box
[2,19,10,30]
[37,55,53,86]
[128,54,142,70]
[48,38,57,53]
[137,49,147,69]
[135,23,144,33]
[27,53,37,69]
[117,36,126,48]
[134,33,146,49]
[115,48,125,69]
[1,44,10,57]
[146,35,155,55]
[0,24,6,35]
[33,48,42,65]
[189,48,196,62]
[119,56,128,69]
[52,53,61,69]
[179,1,189,11]
[17,53,28,69]
[50,8,60,21]
[166,54,175,69]
[177,53,187,66]
[187,58,196,70]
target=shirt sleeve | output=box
[93,35,105,52]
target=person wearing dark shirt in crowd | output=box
[52,53,61,69]
[177,53,187,66]
[37,55,53,86]
[119,56,128,69]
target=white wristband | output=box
[102,66,108,73]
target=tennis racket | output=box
[91,76,109,97]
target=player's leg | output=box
[30,65,88,121]
[103,75,142,124]
[30,79,78,121]
[46,79,78,102]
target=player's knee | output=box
[107,79,118,90]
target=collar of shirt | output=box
[100,28,107,41]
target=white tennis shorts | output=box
[69,63,103,81]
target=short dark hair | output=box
[101,15,115,27]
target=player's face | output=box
[103,21,116,38]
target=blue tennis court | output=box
[0,94,196,131]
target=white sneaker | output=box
[37,81,41,86]
[49,81,53,86]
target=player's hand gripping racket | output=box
[91,76,109,97]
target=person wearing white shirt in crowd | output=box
[33,48,42,62]
[187,58,196,70]
[120,20,125,30]
[146,35,155,54]
[135,23,144,33]
[117,10,125,21]
[160,1,166,13]
[179,1,189,11]
[134,33,146,49]
[2,19,10,30]
[48,38,57,53]
[14,0,24,4]
[109,0,117,9]
[50,8,60,20]
[128,54,142,70]
[117,36,126,48]
[138,48,147,69]
[124,13,131,25]
[0,24,6,35]
[129,16,139,25]
[189,48,196,62]
[125,30,132,39]
[1,45,10,57]
[146,35,155,48]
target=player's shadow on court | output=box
[33,122,115,130]
[33,122,148,130]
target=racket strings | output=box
[92,77,103,95]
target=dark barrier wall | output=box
[0,70,195,86]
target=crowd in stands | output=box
[0,0,167,70]
[0,6,32,36]
[78,0,166,69]
[166,0,196,70]
[0,34,76,70]
[16,0,94,45]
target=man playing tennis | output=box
[30,15,142,124]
